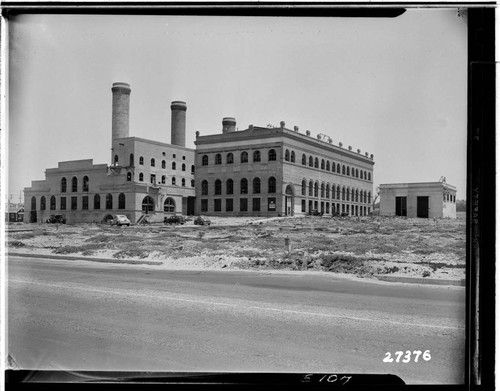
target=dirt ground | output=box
[6,213,466,281]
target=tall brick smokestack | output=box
[111,82,131,141]
[171,101,187,147]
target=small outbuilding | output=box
[6,207,24,222]
[379,181,457,219]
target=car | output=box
[308,209,324,216]
[46,215,66,224]
[164,215,186,225]
[109,215,131,226]
[193,215,211,226]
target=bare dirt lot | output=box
[7,213,466,282]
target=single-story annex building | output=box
[379,181,457,219]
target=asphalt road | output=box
[7,256,466,384]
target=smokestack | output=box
[171,101,187,147]
[111,82,131,141]
[222,117,236,133]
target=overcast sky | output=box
[7,9,467,203]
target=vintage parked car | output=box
[164,215,186,225]
[109,215,131,226]
[46,215,66,224]
[308,209,324,216]
[193,215,211,226]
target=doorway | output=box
[395,196,407,216]
[417,196,429,218]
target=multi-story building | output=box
[379,180,457,218]
[23,82,196,224]
[194,120,374,217]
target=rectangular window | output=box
[268,197,276,211]
[82,196,89,210]
[301,199,306,212]
[253,198,261,212]
[71,196,78,210]
[326,202,330,214]
[60,197,66,210]
[226,199,233,212]
[201,199,208,212]
[150,174,156,185]
[214,199,222,212]
[240,198,248,212]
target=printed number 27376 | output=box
[383,350,431,363]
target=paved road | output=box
[7,256,465,384]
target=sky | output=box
[6,9,468,203]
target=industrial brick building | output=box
[23,82,196,224]
[194,120,374,217]
[379,180,457,218]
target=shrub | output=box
[113,249,149,259]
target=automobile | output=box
[46,215,66,224]
[164,215,186,225]
[193,215,211,226]
[109,215,131,226]
[308,209,324,216]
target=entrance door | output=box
[29,211,37,223]
[395,196,407,216]
[417,196,429,218]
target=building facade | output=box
[379,181,457,218]
[194,120,375,217]
[23,83,196,224]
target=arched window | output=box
[61,177,67,193]
[342,165,346,175]
[321,159,325,170]
[368,172,371,181]
[302,180,306,196]
[314,158,319,168]
[201,180,208,195]
[215,179,222,195]
[337,163,341,173]
[139,173,144,182]
[346,166,350,176]
[31,196,36,211]
[172,162,176,170]
[226,179,234,195]
[161,175,166,184]
[191,165,195,174]
[253,178,261,194]
[253,150,261,162]
[161,160,166,169]
[182,163,186,171]
[291,151,295,163]
[151,158,155,167]
[40,196,46,210]
[268,149,276,161]
[326,161,330,171]
[240,178,248,194]
[72,177,78,192]
[191,179,195,187]
[172,177,176,186]
[182,178,186,187]
[106,194,113,209]
[227,153,234,164]
[364,191,367,204]
[356,169,359,178]
[332,184,336,200]
[142,196,154,213]
[337,186,340,200]
[118,193,126,209]
[285,149,290,161]
[241,151,248,163]
[342,187,346,201]
[215,154,222,165]
[139,156,144,165]
[302,154,306,165]
[164,197,175,213]
[309,181,313,197]
[320,183,325,198]
[50,196,56,210]
[314,182,319,197]
[83,176,89,192]
[94,194,100,209]
[368,192,372,204]
[114,155,119,164]
[268,177,276,193]
[129,154,134,166]
[326,184,330,198]
[364,171,367,180]
[125,172,131,182]
[309,156,313,167]
[202,155,208,166]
